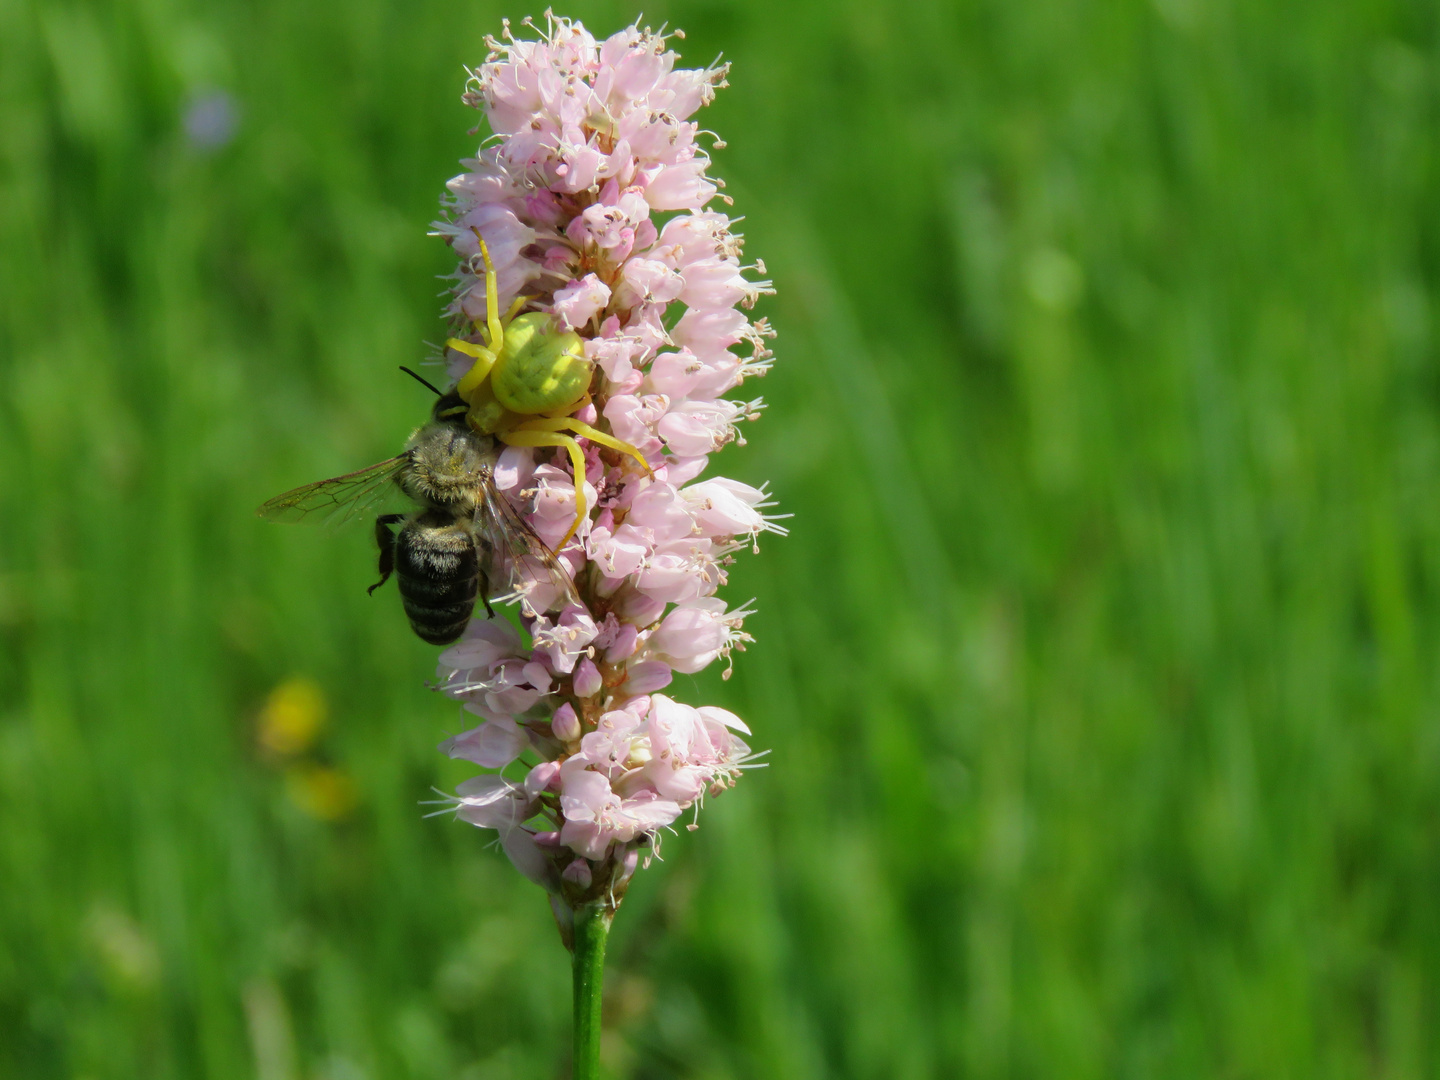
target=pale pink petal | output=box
[647,600,728,673]
[440,720,528,769]
[622,660,673,695]
[697,704,751,736]
[681,478,768,537]
[643,160,717,211]
[525,760,563,798]
[552,273,612,330]
[502,828,561,891]
[455,776,532,829]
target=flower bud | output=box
[551,702,582,743]
[525,760,562,797]
[573,658,603,699]
[562,859,593,888]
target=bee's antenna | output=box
[399,366,443,396]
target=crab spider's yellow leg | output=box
[543,390,593,418]
[469,228,505,351]
[560,419,654,476]
[498,429,589,548]
[503,295,529,324]
[509,416,653,476]
[448,338,498,402]
[451,267,526,404]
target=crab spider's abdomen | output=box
[490,313,591,416]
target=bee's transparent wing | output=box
[475,472,582,611]
[257,455,409,528]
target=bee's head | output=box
[432,390,469,426]
[395,367,466,426]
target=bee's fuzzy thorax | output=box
[400,426,489,512]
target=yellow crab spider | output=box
[446,232,652,548]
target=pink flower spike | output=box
[430,13,775,909]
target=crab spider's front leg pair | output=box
[447,232,652,548]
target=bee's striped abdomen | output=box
[395,515,479,645]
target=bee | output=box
[258,369,578,645]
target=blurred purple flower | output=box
[183,90,238,150]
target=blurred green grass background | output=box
[3,0,1440,1076]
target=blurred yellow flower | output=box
[258,676,327,757]
[284,762,358,822]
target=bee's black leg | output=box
[369,515,403,595]
[479,565,495,618]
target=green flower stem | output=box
[572,903,612,1080]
